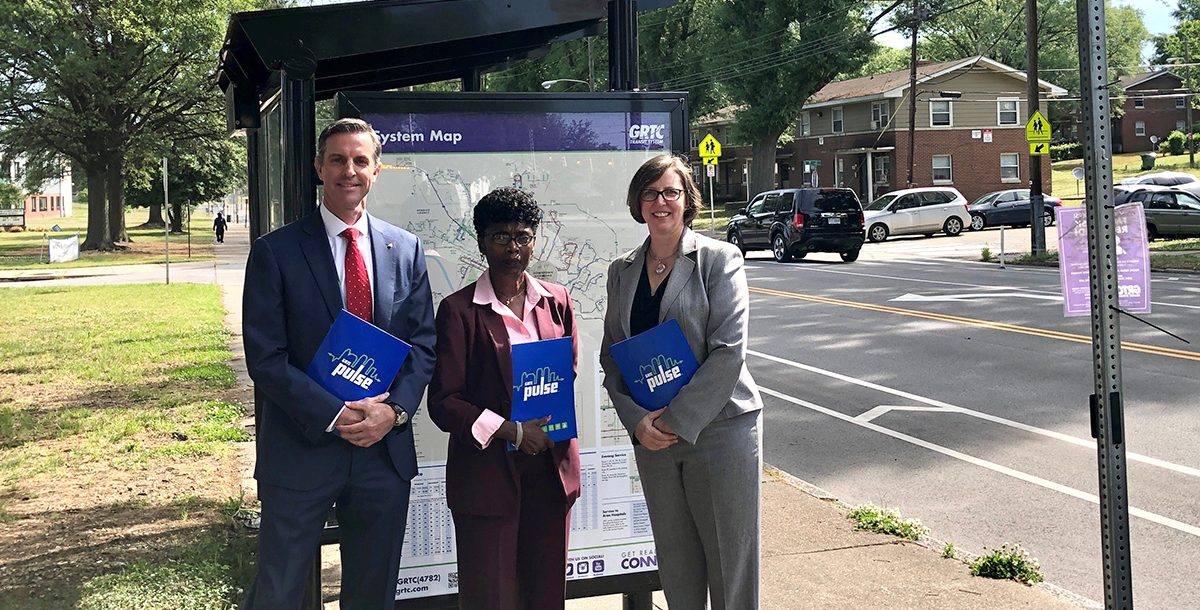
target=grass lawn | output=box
[1006,237,1200,271]
[0,204,217,270]
[0,284,254,610]
[692,203,736,233]
[1051,152,1200,201]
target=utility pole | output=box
[905,0,919,187]
[1027,0,1046,255]
[1186,37,1194,167]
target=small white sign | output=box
[49,235,79,263]
[983,129,993,143]
[972,130,982,139]
[706,164,715,178]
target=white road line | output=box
[747,349,1200,479]
[759,386,1200,538]
[855,405,949,422]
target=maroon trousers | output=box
[452,452,571,610]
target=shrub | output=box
[847,503,929,541]
[1168,130,1187,155]
[1049,142,1081,161]
[970,543,1045,585]
[980,246,993,262]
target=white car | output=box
[863,187,970,242]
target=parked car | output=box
[1114,183,1169,205]
[1121,188,1200,240]
[726,187,865,262]
[1119,171,1200,198]
[862,187,970,243]
[967,189,1063,231]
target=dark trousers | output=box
[245,442,411,610]
[451,453,570,610]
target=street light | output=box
[541,78,592,91]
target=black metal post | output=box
[247,131,263,241]
[462,68,483,92]
[280,67,317,224]
[1027,0,1046,255]
[607,0,637,91]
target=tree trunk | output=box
[80,163,114,251]
[106,155,128,242]
[144,203,165,228]
[750,132,782,198]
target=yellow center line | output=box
[749,285,1200,362]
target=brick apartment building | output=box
[1115,71,1192,153]
[1,156,73,222]
[692,56,1067,206]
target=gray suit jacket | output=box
[600,228,763,445]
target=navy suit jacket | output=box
[243,210,436,491]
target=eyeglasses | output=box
[487,232,535,246]
[639,187,684,202]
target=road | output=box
[742,232,1200,609]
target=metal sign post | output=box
[706,163,716,230]
[1075,0,1134,607]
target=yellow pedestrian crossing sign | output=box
[699,134,722,158]
[703,157,719,165]
[1025,111,1051,142]
[1030,142,1048,155]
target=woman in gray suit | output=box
[600,154,764,609]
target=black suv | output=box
[726,188,865,262]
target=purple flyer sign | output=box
[1056,203,1151,317]
[362,112,672,153]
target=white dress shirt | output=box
[319,204,375,432]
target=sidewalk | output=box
[9,223,1096,609]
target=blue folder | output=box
[510,336,577,450]
[608,319,698,410]
[306,310,413,402]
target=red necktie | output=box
[340,228,372,323]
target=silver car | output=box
[863,187,970,242]
[1122,188,1200,240]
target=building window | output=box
[871,101,889,129]
[930,100,952,127]
[1178,120,1188,132]
[1177,96,1187,109]
[831,107,844,133]
[1000,153,1020,181]
[800,112,811,136]
[932,155,953,183]
[835,157,844,187]
[1134,97,1145,109]
[1135,121,1146,136]
[39,196,47,211]
[691,131,698,148]
[874,154,891,185]
[997,98,1019,125]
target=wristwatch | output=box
[385,401,409,427]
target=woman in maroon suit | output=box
[428,187,581,610]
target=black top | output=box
[630,262,671,336]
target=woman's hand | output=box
[515,415,556,455]
[635,410,678,450]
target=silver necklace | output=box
[495,277,526,306]
[648,251,673,275]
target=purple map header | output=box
[361,112,673,153]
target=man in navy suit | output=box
[242,117,436,609]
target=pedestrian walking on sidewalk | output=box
[213,212,227,244]
[600,154,764,610]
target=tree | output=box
[678,0,877,196]
[0,0,263,251]
[125,126,246,233]
[0,179,22,210]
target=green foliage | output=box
[1050,143,1082,161]
[839,44,910,81]
[942,542,957,559]
[0,179,23,210]
[980,246,993,262]
[847,503,929,541]
[970,544,1045,585]
[1168,130,1188,155]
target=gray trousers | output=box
[634,409,762,610]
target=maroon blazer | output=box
[428,279,581,516]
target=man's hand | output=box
[635,409,678,451]
[335,407,367,427]
[336,392,392,447]
[517,415,555,455]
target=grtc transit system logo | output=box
[633,355,686,393]
[327,348,383,391]
[627,123,666,146]
[513,367,570,434]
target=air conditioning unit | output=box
[871,120,881,129]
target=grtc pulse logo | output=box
[635,355,684,393]
[515,366,563,401]
[328,348,383,390]
[628,124,666,145]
